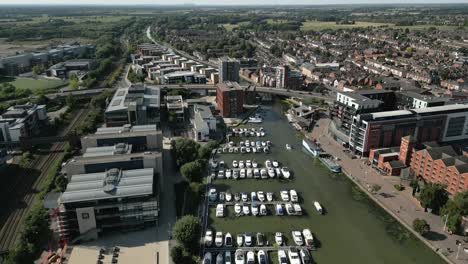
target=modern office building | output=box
[105,84,161,127]
[160,71,207,84]
[191,104,217,141]
[217,82,245,118]
[57,168,159,241]
[0,103,48,142]
[46,59,98,78]
[80,124,162,151]
[64,143,163,179]
[165,95,185,124]
[0,44,95,76]
[349,104,468,155]
[219,58,240,83]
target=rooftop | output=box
[82,143,132,158]
[94,124,158,135]
[217,81,243,92]
[106,84,161,113]
[60,168,154,204]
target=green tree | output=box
[412,218,430,236]
[172,215,201,253]
[180,160,205,182]
[69,78,79,90]
[440,191,468,234]
[171,138,200,166]
[419,183,449,214]
[170,245,185,263]
[55,175,68,192]
[32,65,43,75]
[66,93,77,110]
[198,140,218,160]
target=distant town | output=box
[0,3,467,264]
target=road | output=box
[310,118,467,263]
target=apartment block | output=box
[219,58,240,83]
[217,82,244,118]
[0,103,48,143]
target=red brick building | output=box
[216,82,245,118]
[409,143,468,195]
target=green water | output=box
[208,102,445,264]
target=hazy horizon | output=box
[0,0,467,6]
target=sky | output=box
[0,0,467,5]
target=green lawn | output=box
[2,77,68,90]
[220,22,249,31]
[301,20,393,31]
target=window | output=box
[82,213,90,219]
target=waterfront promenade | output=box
[309,118,467,264]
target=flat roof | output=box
[412,103,468,114]
[370,110,413,119]
[94,124,157,135]
[70,151,161,165]
[60,168,154,204]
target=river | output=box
[209,101,445,264]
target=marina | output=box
[205,102,445,264]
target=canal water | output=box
[210,102,445,264]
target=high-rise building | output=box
[217,82,245,118]
[219,58,240,83]
[276,65,303,90]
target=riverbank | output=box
[310,117,466,263]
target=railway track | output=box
[0,109,89,251]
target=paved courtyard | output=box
[310,118,467,263]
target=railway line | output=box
[0,109,89,252]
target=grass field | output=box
[2,15,131,25]
[1,77,68,90]
[301,20,393,31]
[220,22,249,31]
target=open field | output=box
[1,15,131,25]
[0,77,68,90]
[205,103,445,264]
[220,22,249,31]
[301,21,393,31]
[0,37,92,57]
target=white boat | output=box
[272,160,279,168]
[290,189,298,202]
[291,231,304,246]
[217,253,224,263]
[275,232,283,246]
[260,131,266,137]
[234,203,242,215]
[251,204,259,216]
[226,169,232,179]
[216,204,225,217]
[302,139,321,157]
[257,250,267,264]
[246,147,251,153]
[248,116,263,123]
[246,251,255,263]
[268,168,276,178]
[314,201,323,214]
[259,204,267,216]
[286,144,292,150]
[233,160,238,168]
[204,252,212,264]
[260,169,268,179]
[286,203,295,215]
[302,229,314,246]
[246,160,252,168]
[293,204,302,215]
[252,161,258,168]
[257,191,265,202]
[275,168,281,176]
[265,160,272,168]
[242,205,250,215]
[276,204,284,215]
[239,160,245,168]
[215,232,223,247]
[205,229,213,247]
[226,192,232,201]
[280,190,289,201]
[225,233,233,247]
[266,192,273,201]
[281,167,291,179]
[240,169,246,178]
[235,249,245,264]
[261,141,267,147]
[237,234,243,247]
